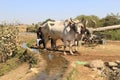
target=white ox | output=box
[41,20,84,55]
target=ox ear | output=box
[64,20,69,26]
[70,18,73,22]
[47,21,55,26]
[69,18,75,23]
[49,23,55,26]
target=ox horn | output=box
[70,18,73,21]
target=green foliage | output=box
[100,15,120,27]
[100,30,120,40]
[75,15,100,28]
[75,13,120,27]
[0,25,22,76]
[17,47,25,57]
[19,49,39,68]
[26,25,37,32]
[99,13,120,27]
[26,39,36,48]
[0,25,19,62]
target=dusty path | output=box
[0,63,30,80]
[0,51,46,80]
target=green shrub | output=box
[100,30,120,40]
[19,49,39,68]
[27,39,36,48]
[0,26,19,62]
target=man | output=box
[36,27,46,48]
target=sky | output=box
[0,0,120,24]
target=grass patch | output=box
[0,58,20,76]
[67,67,79,80]
[0,47,25,76]
[19,49,40,68]
[27,39,36,48]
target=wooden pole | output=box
[92,25,120,32]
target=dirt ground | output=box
[53,39,120,62]
[0,52,46,80]
[0,26,120,80]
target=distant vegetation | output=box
[100,30,120,40]
[75,13,120,27]
[26,24,38,32]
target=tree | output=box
[100,13,120,27]
[75,15,100,28]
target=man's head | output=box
[38,27,42,30]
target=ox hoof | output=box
[63,52,67,55]
[74,51,78,53]
[43,49,47,50]
[73,50,78,53]
[70,51,74,55]
[53,48,58,51]
[70,53,74,55]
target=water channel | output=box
[22,43,69,80]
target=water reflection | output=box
[33,51,68,80]
[34,71,63,80]
[48,53,54,61]
[22,43,27,49]
[22,43,39,53]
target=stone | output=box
[108,62,118,67]
[30,68,39,74]
[112,67,118,70]
[89,60,105,69]
[115,60,120,64]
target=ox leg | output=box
[79,34,85,46]
[63,41,67,55]
[74,41,78,52]
[51,38,57,50]
[54,40,57,50]
[69,41,74,55]
[43,39,46,49]
[44,37,49,50]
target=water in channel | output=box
[22,43,69,80]
[34,50,68,80]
